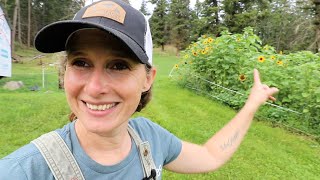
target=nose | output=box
[84,68,110,97]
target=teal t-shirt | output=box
[0,117,182,179]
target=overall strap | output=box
[32,131,85,180]
[32,126,156,180]
[128,125,157,180]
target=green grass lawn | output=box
[0,50,319,179]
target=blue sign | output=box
[0,6,11,77]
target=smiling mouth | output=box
[85,102,118,111]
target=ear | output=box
[142,67,157,92]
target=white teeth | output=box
[86,103,116,111]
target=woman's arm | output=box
[165,69,279,173]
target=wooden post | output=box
[27,0,31,47]
[42,64,45,89]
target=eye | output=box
[109,61,130,71]
[72,59,90,68]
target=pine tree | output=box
[194,0,204,17]
[201,0,220,35]
[311,0,320,52]
[149,0,169,51]
[139,0,150,16]
[168,0,191,51]
[222,0,270,33]
[190,0,206,41]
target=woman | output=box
[0,0,278,179]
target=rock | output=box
[29,85,40,91]
[12,54,22,64]
[3,81,24,90]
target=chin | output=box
[78,115,126,134]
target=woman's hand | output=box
[246,69,279,107]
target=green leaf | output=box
[282,97,291,103]
[302,93,309,98]
[303,109,309,113]
[222,64,230,69]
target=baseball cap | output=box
[34,0,153,66]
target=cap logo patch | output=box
[82,1,126,24]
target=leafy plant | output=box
[173,27,320,135]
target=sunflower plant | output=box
[173,27,320,135]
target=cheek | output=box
[64,69,84,99]
[131,71,148,91]
[118,73,146,101]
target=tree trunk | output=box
[12,0,19,52]
[3,0,7,14]
[27,0,31,47]
[18,0,22,44]
[314,0,320,52]
[316,29,320,53]
[213,0,219,25]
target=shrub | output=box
[173,27,320,135]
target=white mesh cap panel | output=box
[144,15,153,65]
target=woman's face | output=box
[64,29,156,135]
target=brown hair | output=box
[60,56,153,122]
[136,65,153,112]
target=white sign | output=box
[0,6,11,77]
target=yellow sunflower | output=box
[184,54,189,59]
[277,60,283,66]
[239,74,246,82]
[193,51,198,56]
[174,64,179,69]
[201,50,207,54]
[208,37,214,43]
[258,56,265,63]
[270,55,276,60]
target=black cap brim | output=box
[34,20,149,65]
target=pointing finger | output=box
[253,69,261,85]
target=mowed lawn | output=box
[0,51,319,179]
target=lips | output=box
[85,102,117,111]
